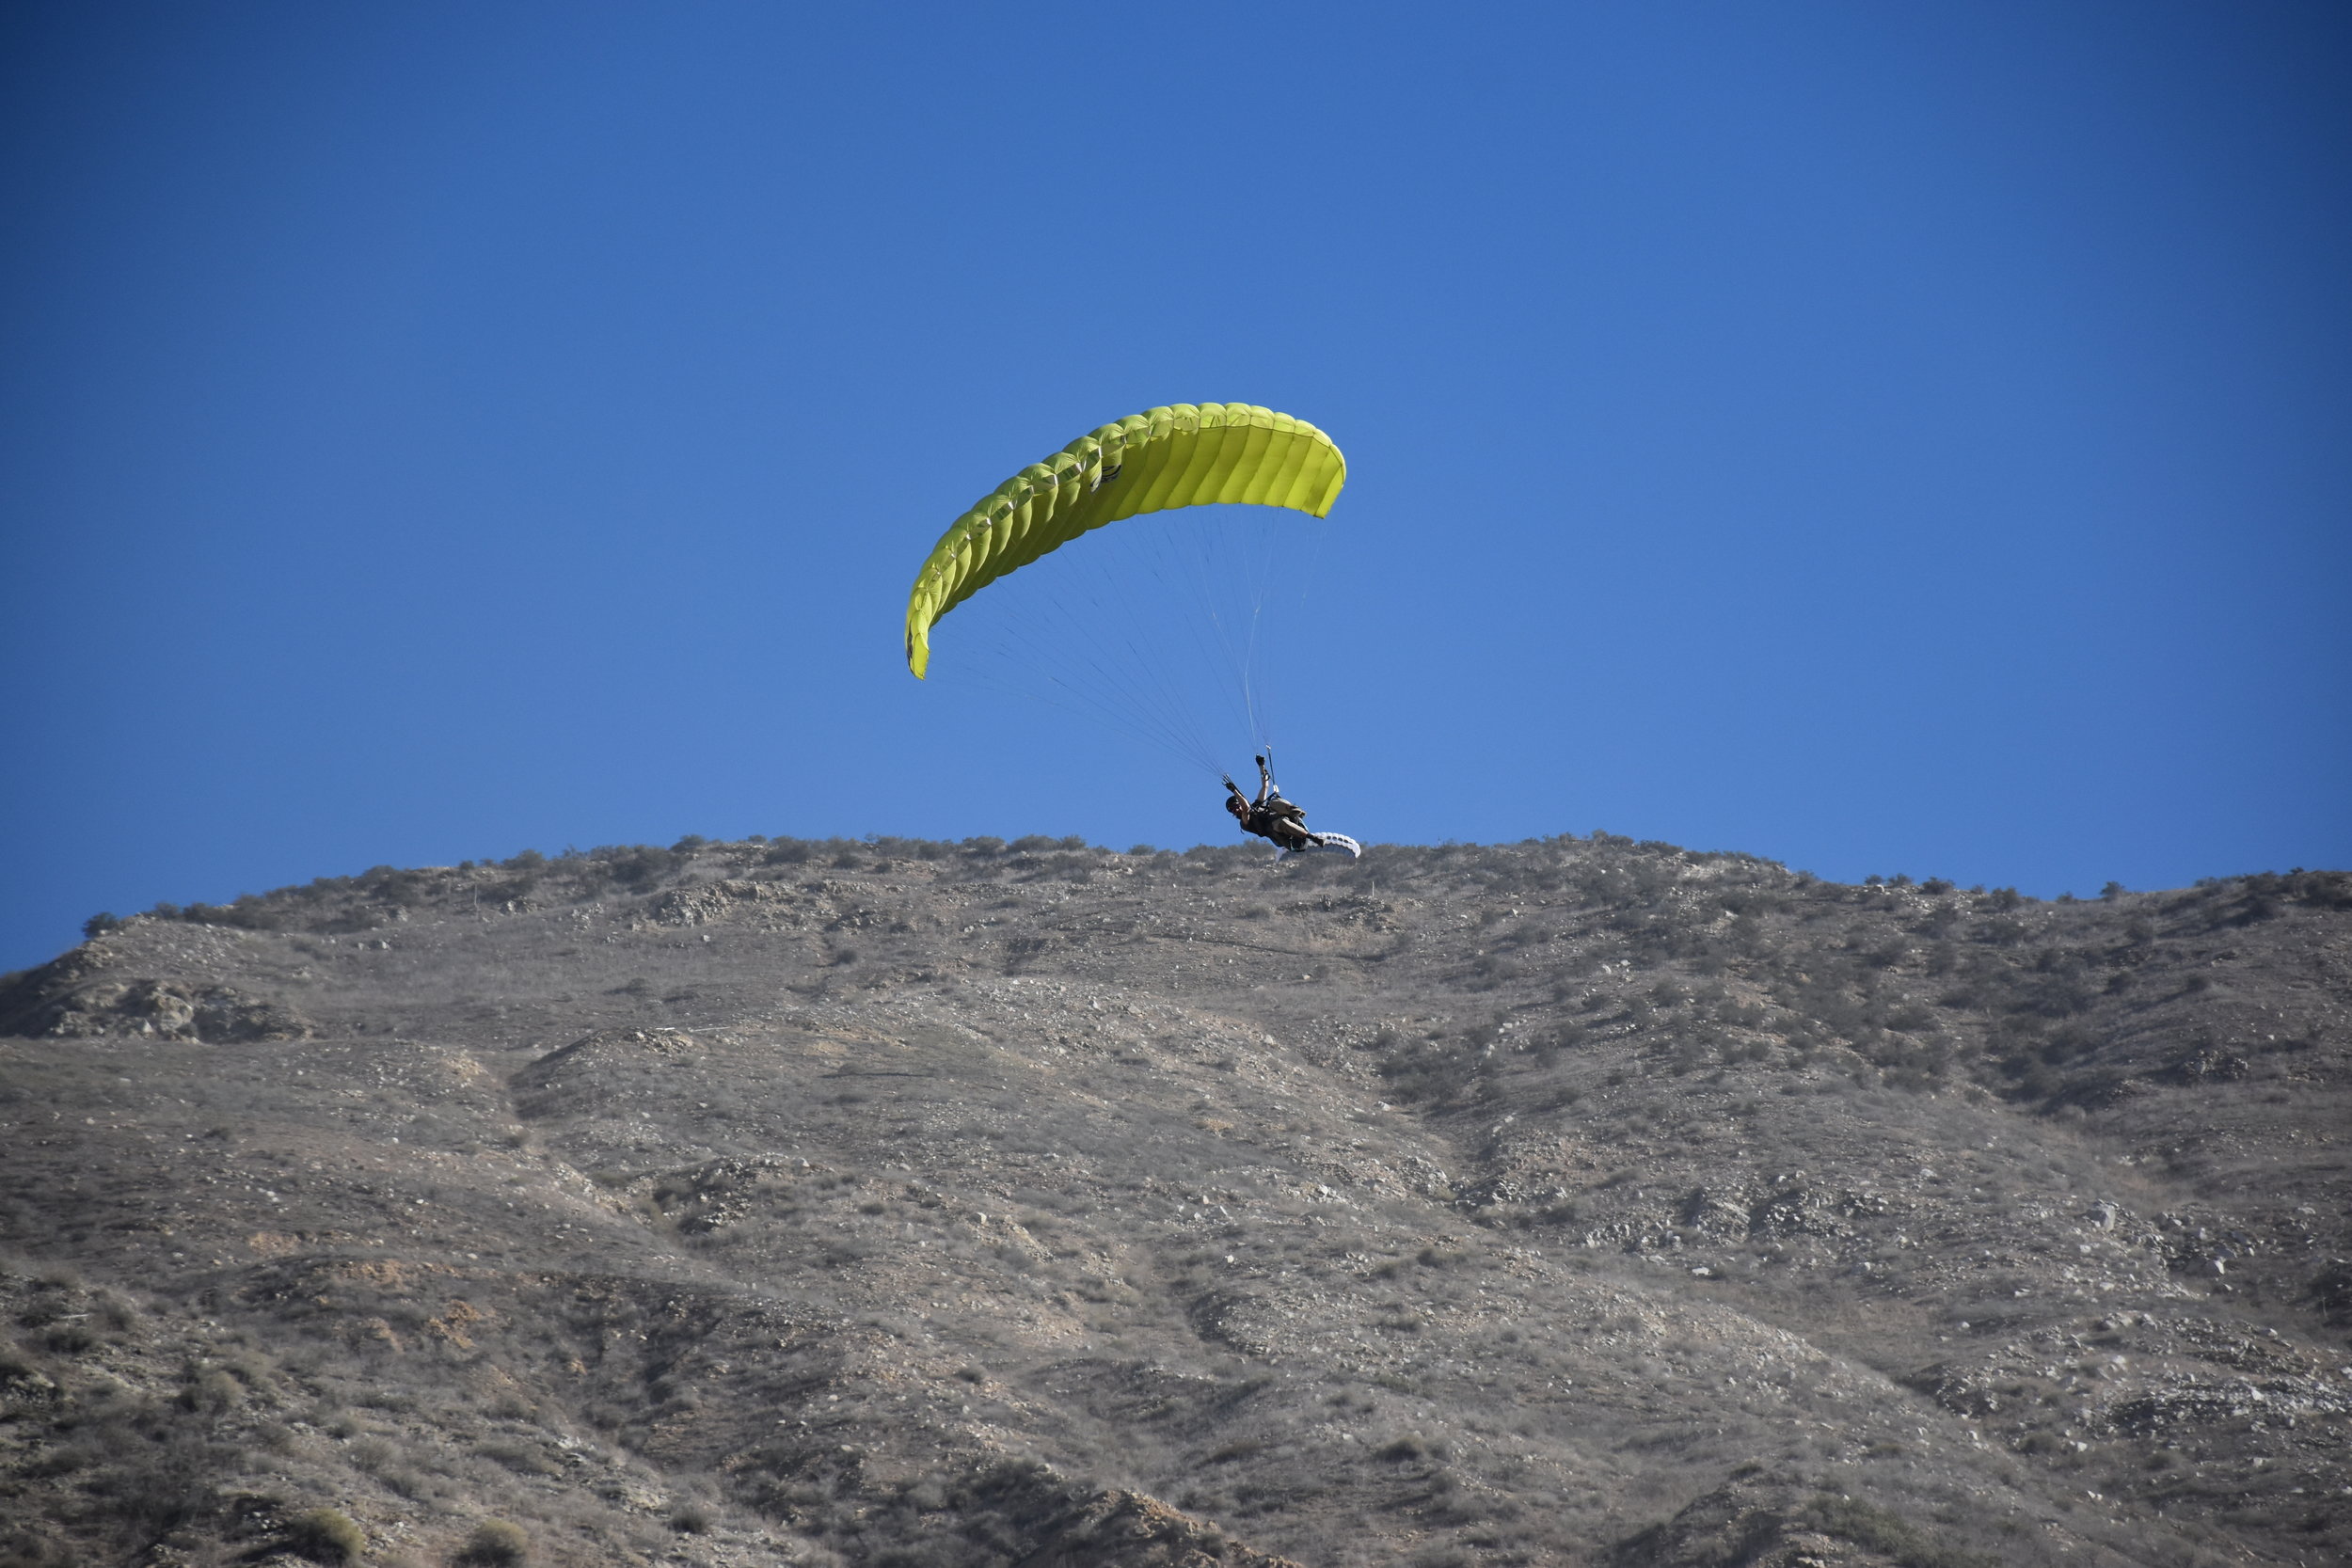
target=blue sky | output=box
[3,1,2346,973]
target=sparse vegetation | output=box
[0,836,2341,1567]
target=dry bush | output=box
[453,1519,530,1566]
[281,1508,367,1564]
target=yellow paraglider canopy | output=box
[904,403,1345,677]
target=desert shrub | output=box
[0,1529,79,1568]
[1914,900,1961,938]
[2282,868,2352,909]
[177,1368,242,1415]
[81,912,122,939]
[1801,1494,1994,1568]
[453,1519,529,1566]
[282,1508,366,1564]
[477,1438,559,1477]
[2306,1259,2352,1328]
[594,845,680,890]
[1972,915,2027,946]
[1466,953,1525,989]
[669,1503,712,1534]
[86,1424,228,1544]
[40,1323,96,1355]
[378,1465,428,1499]
[91,1292,141,1336]
[1377,1035,1479,1103]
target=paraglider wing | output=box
[904,404,1346,677]
[1278,832,1362,860]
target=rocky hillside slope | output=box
[2,833,2347,1567]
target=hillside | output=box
[2,833,2347,1568]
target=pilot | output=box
[1223,755,1323,852]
